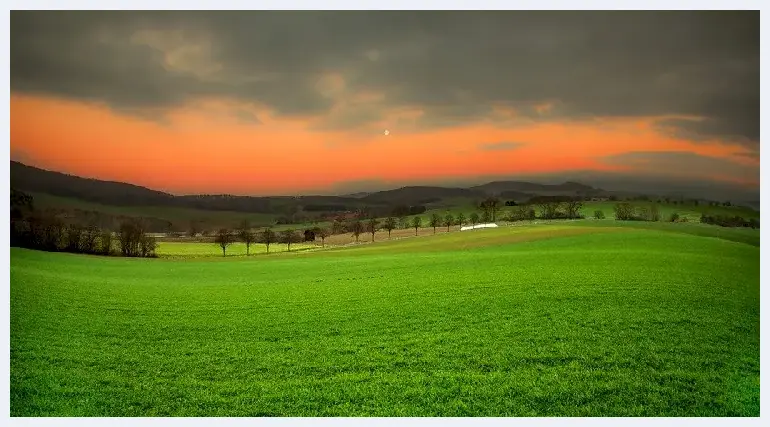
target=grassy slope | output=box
[10,222,759,416]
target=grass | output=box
[10,221,760,416]
[156,241,317,258]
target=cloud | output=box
[478,141,525,151]
[601,151,759,184]
[11,11,758,144]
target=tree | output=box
[281,229,299,251]
[613,202,633,220]
[456,213,466,227]
[350,219,364,242]
[444,213,455,232]
[42,214,64,251]
[398,216,409,229]
[564,199,584,219]
[411,216,422,235]
[261,227,276,254]
[331,219,345,235]
[537,201,562,219]
[215,228,235,257]
[594,210,606,219]
[315,227,330,247]
[140,235,157,258]
[509,205,536,221]
[481,210,491,223]
[66,224,84,253]
[99,231,113,255]
[367,217,380,242]
[484,197,502,221]
[118,219,144,257]
[469,212,479,229]
[237,220,256,256]
[188,220,200,238]
[429,213,441,234]
[383,216,397,239]
[81,225,100,254]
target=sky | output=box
[10,11,760,196]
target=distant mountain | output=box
[470,180,599,196]
[340,192,371,198]
[359,186,483,206]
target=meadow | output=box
[10,221,759,416]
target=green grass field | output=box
[10,221,760,416]
[156,241,318,258]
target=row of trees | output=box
[11,188,158,257]
[613,202,661,222]
[11,204,159,258]
[212,221,321,256]
[700,214,759,229]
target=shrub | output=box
[669,212,680,222]
[700,214,758,228]
[594,210,605,219]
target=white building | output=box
[460,223,499,231]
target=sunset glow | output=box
[10,11,759,196]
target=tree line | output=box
[11,189,158,257]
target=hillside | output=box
[11,162,609,215]
[10,161,174,206]
[10,161,757,233]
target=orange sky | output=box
[10,93,759,196]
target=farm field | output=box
[10,221,760,416]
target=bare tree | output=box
[383,216,397,239]
[350,219,364,242]
[456,213,466,227]
[281,229,300,251]
[261,227,276,254]
[483,197,502,221]
[469,212,479,229]
[99,231,113,255]
[481,210,492,223]
[118,219,145,257]
[237,220,256,256]
[214,228,235,257]
[188,220,200,238]
[331,218,345,235]
[367,217,380,242]
[80,225,100,254]
[315,227,330,247]
[411,216,422,235]
[444,213,455,232]
[66,224,84,253]
[430,213,441,234]
[564,199,584,219]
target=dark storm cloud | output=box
[11,11,758,144]
[478,141,524,151]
